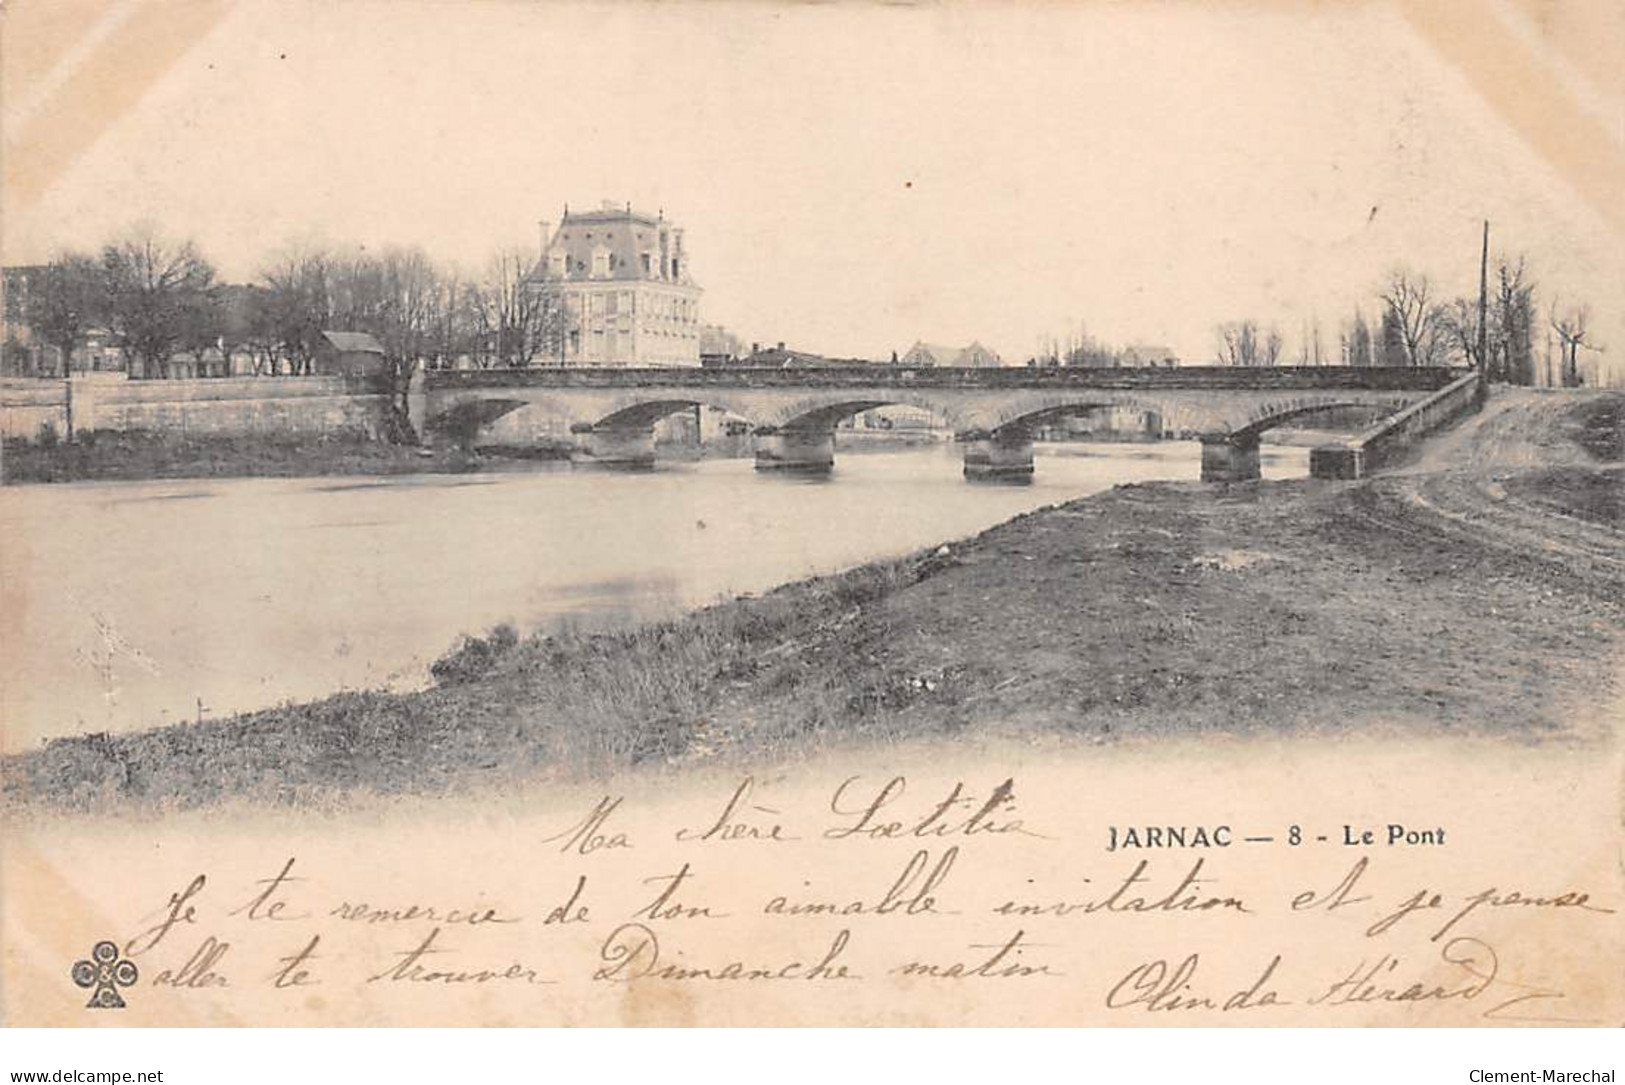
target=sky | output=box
[3,0,1621,374]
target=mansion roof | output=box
[534,203,698,288]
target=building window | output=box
[592,250,610,278]
[641,253,652,275]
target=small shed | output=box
[315,331,387,377]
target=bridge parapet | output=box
[1309,370,1482,479]
[424,365,1465,394]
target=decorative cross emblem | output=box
[72,940,138,1009]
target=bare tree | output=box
[700,323,743,360]
[328,248,448,441]
[1378,269,1449,366]
[213,284,261,375]
[176,282,226,375]
[238,285,284,375]
[1342,308,1374,367]
[259,246,335,375]
[1550,300,1600,388]
[1440,296,1484,368]
[1214,320,1282,367]
[101,227,217,379]
[1055,322,1119,368]
[28,252,102,378]
[1294,318,1326,365]
[471,248,560,368]
[26,252,103,440]
[1265,325,1283,366]
[1490,257,1536,384]
[437,274,478,369]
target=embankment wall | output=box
[0,376,390,441]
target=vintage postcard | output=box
[1,0,1621,1031]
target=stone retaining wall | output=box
[0,376,390,442]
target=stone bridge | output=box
[412,365,1466,482]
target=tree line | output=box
[1211,258,1601,385]
[8,226,567,384]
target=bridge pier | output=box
[573,425,657,470]
[959,431,1034,481]
[753,428,835,473]
[1199,433,1261,483]
[1309,444,1364,480]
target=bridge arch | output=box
[957,392,1215,439]
[423,396,534,445]
[766,393,969,433]
[576,395,765,468]
[976,398,1164,438]
[1228,396,1412,441]
[1195,395,1416,484]
[591,398,760,432]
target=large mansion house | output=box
[530,201,703,367]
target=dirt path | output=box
[1372,388,1624,583]
[1406,387,1616,472]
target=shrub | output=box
[429,623,519,686]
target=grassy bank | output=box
[0,430,573,484]
[4,392,1621,813]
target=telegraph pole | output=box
[1476,219,1490,404]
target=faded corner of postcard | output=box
[2,0,1623,1028]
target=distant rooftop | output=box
[321,331,385,354]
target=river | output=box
[0,441,1308,750]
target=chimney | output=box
[538,221,552,260]
[777,341,785,351]
[751,342,760,355]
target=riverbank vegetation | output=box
[0,429,572,484]
[4,392,1620,813]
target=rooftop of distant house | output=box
[320,331,385,354]
[708,342,879,368]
